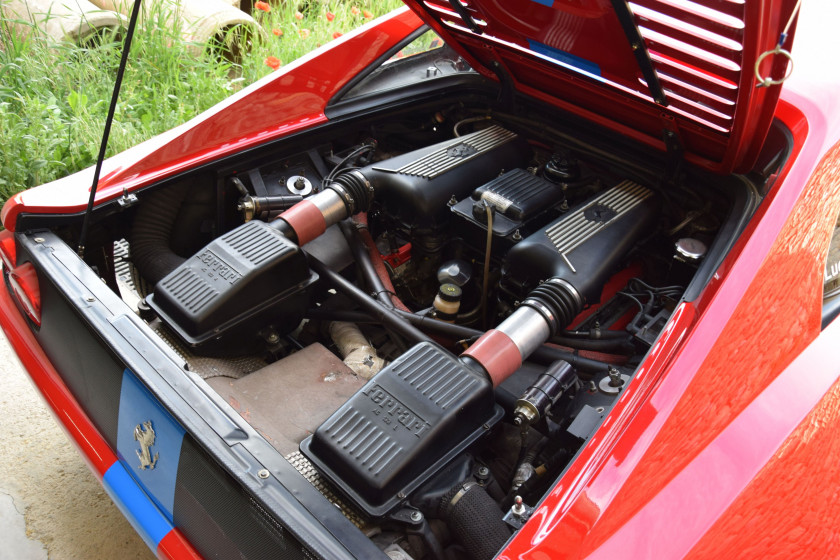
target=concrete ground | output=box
[0,331,152,560]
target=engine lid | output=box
[401,0,800,174]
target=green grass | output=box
[0,0,403,202]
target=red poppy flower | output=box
[326,11,335,21]
[332,31,342,39]
[272,28,282,36]
[264,56,281,69]
[350,6,360,15]
[294,11,303,20]
[299,28,311,39]
[255,1,270,12]
[363,9,373,18]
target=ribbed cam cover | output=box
[301,342,502,517]
[503,180,658,302]
[148,220,317,354]
[365,125,528,227]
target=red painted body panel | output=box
[157,529,202,560]
[501,86,840,557]
[400,0,799,173]
[0,8,424,232]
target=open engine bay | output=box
[75,98,769,559]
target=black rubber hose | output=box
[337,220,394,308]
[305,252,433,346]
[129,181,192,287]
[303,307,613,375]
[439,482,512,560]
[530,347,612,376]
[550,335,635,354]
[561,329,630,340]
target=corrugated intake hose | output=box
[439,481,512,560]
[129,181,192,289]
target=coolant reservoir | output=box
[433,283,462,322]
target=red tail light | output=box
[0,230,16,270]
[9,263,42,327]
[9,262,41,327]
[0,231,41,326]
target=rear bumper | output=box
[0,231,384,559]
[0,256,200,560]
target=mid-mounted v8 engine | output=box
[149,126,529,354]
[135,116,708,560]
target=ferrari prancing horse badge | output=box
[134,421,159,470]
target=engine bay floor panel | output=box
[205,343,367,456]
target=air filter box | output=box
[301,342,502,517]
[147,220,317,355]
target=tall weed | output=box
[0,0,403,202]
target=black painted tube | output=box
[305,253,433,346]
[303,307,612,375]
[337,220,394,308]
[550,335,635,353]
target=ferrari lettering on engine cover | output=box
[364,384,431,437]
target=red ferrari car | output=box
[2,0,837,558]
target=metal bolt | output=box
[512,495,526,517]
[33,237,45,243]
[85,296,95,303]
[512,229,522,241]
[397,492,406,499]
[477,466,489,478]
[258,469,270,479]
[608,367,624,388]
[448,195,458,206]
[410,511,423,522]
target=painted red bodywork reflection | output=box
[501,94,840,558]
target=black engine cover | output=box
[502,180,658,302]
[148,220,316,355]
[364,125,528,228]
[301,342,502,517]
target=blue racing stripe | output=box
[103,462,173,550]
[527,39,602,76]
[116,369,186,522]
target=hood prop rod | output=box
[609,0,668,107]
[77,0,144,258]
